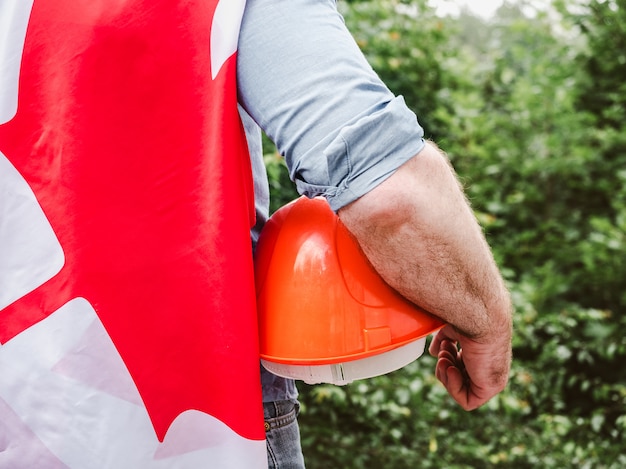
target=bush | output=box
[264,0,626,466]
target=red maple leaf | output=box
[0,0,263,442]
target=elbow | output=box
[338,141,457,237]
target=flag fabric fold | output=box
[0,0,266,466]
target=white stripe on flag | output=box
[0,0,34,124]
[0,298,267,468]
[211,0,246,80]
[0,153,65,316]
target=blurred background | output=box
[262,0,626,467]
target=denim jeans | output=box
[263,400,306,469]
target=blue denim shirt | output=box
[238,0,425,403]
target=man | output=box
[0,0,510,467]
[237,1,513,467]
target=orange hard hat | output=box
[255,196,445,385]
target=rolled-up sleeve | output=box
[237,0,425,211]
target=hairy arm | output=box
[338,141,512,410]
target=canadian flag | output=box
[0,0,267,467]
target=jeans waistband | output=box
[263,399,299,431]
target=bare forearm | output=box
[338,141,512,409]
[338,142,511,339]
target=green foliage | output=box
[299,305,626,468]
[338,0,459,140]
[562,0,626,311]
[566,0,626,131]
[262,0,626,466]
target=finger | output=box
[437,344,457,364]
[434,357,452,386]
[435,346,460,386]
[428,332,442,356]
[440,364,468,406]
[428,326,458,356]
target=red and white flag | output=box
[0,0,267,467]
